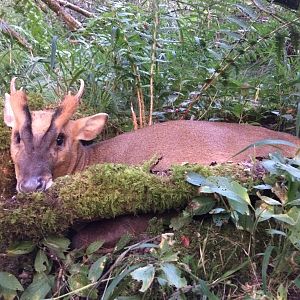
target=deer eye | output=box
[56,133,65,146]
[14,132,21,144]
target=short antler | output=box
[9,77,31,128]
[6,77,33,149]
[54,79,85,130]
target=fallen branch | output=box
[0,162,247,245]
[58,0,95,17]
[40,0,82,31]
[0,19,32,50]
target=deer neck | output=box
[71,143,106,173]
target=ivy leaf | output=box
[68,273,97,298]
[88,256,107,282]
[131,265,155,292]
[160,263,187,288]
[43,236,70,259]
[20,273,51,300]
[43,236,70,252]
[187,174,251,214]
[7,241,35,256]
[86,240,105,255]
[188,196,216,216]
[34,250,49,273]
[0,272,23,291]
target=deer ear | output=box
[73,113,108,141]
[3,93,15,128]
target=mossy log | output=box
[0,162,251,244]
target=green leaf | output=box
[114,234,132,252]
[170,213,192,231]
[277,162,300,179]
[186,172,206,186]
[0,272,23,291]
[188,196,216,216]
[212,213,230,227]
[187,174,251,213]
[160,263,187,288]
[115,297,141,300]
[216,260,250,283]
[294,275,300,288]
[43,236,70,252]
[7,241,35,256]
[262,246,274,295]
[272,214,296,225]
[34,250,50,273]
[255,206,274,222]
[131,265,155,292]
[88,256,107,282]
[232,213,254,232]
[285,199,300,207]
[254,184,272,190]
[259,195,282,206]
[43,235,70,259]
[86,240,105,255]
[196,280,219,300]
[20,273,51,300]
[227,16,250,30]
[265,229,287,237]
[0,286,17,300]
[287,207,300,250]
[235,4,257,20]
[68,273,88,292]
[233,139,296,159]
[102,265,142,300]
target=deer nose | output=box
[18,177,46,193]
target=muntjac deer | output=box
[4,78,300,193]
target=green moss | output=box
[0,161,255,244]
[27,93,46,111]
[0,150,15,198]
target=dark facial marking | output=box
[19,105,33,150]
[41,107,63,146]
[14,132,21,144]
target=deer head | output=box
[4,78,108,193]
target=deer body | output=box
[86,120,300,170]
[4,78,300,193]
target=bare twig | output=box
[133,64,146,128]
[58,0,95,17]
[130,102,138,131]
[149,1,159,126]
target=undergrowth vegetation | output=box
[1,0,300,127]
[1,0,300,299]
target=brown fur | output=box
[54,94,80,131]
[9,91,29,130]
[4,78,300,192]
